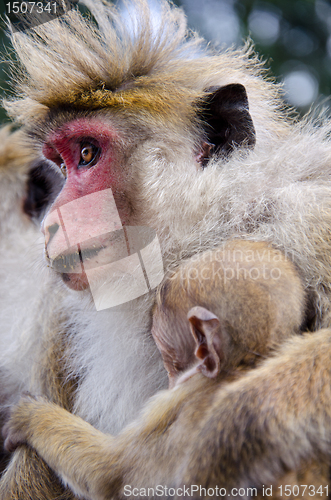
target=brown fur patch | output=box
[0,126,37,173]
[3,0,281,128]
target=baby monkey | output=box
[3,240,327,500]
[154,239,304,388]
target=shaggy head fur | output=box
[4,0,284,139]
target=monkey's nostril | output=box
[48,223,59,235]
[46,223,60,245]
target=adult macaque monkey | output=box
[2,0,331,497]
[0,124,64,474]
[5,241,328,500]
[0,124,64,412]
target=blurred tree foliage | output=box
[0,0,330,124]
[238,0,331,110]
[243,0,329,86]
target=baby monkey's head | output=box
[152,240,305,388]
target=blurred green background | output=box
[0,0,330,123]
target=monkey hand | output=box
[3,396,115,500]
[3,395,44,453]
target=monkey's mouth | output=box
[45,226,162,295]
[48,245,103,274]
[46,228,127,277]
[46,244,105,291]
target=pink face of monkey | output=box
[42,116,164,307]
[42,118,126,286]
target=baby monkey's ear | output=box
[187,306,223,378]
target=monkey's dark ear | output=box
[197,83,256,166]
[187,306,222,378]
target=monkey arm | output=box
[3,383,197,500]
[180,328,331,496]
[3,397,118,500]
[0,327,82,500]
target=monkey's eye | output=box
[78,142,100,168]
